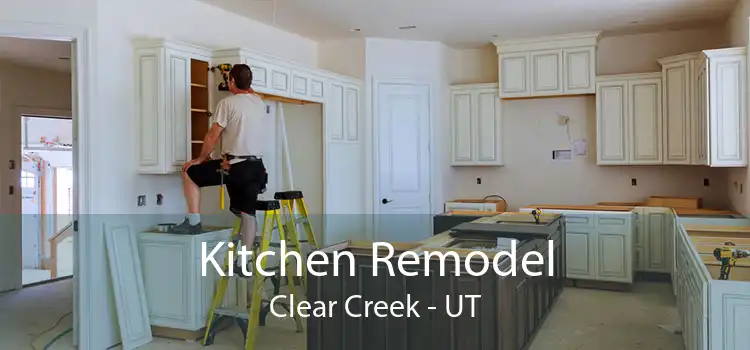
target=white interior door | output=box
[375,82,431,242]
[21,160,42,269]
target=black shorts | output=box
[186,158,268,215]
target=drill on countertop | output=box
[713,242,750,280]
[530,208,543,225]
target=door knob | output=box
[382,198,393,204]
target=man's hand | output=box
[221,157,230,171]
[183,157,206,172]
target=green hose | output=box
[42,327,72,350]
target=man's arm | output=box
[196,122,223,161]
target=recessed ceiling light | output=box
[398,25,417,30]
[350,28,361,32]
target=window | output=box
[21,170,36,188]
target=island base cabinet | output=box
[307,233,564,350]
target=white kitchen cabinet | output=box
[134,39,212,174]
[449,83,503,166]
[633,207,672,274]
[494,32,600,98]
[659,55,695,165]
[596,73,663,165]
[519,208,633,284]
[137,227,237,331]
[658,48,747,167]
[703,48,747,167]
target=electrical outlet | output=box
[704,178,710,187]
[476,177,482,185]
[156,193,163,206]
[557,115,570,125]
[137,195,146,206]
[631,178,637,186]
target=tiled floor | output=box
[1,279,684,350]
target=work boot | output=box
[168,217,203,234]
[234,258,253,277]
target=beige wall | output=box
[281,103,324,241]
[727,0,750,215]
[318,39,366,80]
[446,26,733,210]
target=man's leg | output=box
[182,170,201,225]
[170,159,223,234]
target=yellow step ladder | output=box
[202,191,318,350]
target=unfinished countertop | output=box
[521,204,739,216]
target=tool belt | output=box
[224,154,262,161]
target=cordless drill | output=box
[713,242,750,280]
[530,209,543,225]
[210,63,233,91]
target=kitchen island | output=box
[517,203,749,350]
[307,212,566,350]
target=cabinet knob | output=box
[382,198,393,204]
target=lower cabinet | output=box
[521,208,633,284]
[634,207,672,274]
[137,227,235,330]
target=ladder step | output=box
[215,307,251,319]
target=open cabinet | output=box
[190,59,210,159]
[134,39,368,251]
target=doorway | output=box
[21,115,74,286]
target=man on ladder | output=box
[170,63,267,279]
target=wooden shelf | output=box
[190,59,210,159]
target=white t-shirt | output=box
[210,93,266,160]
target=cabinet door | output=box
[662,60,692,164]
[138,236,193,328]
[595,231,629,281]
[531,50,563,95]
[709,54,747,166]
[563,47,595,94]
[450,90,473,164]
[290,69,311,101]
[344,84,361,141]
[645,212,669,272]
[326,82,345,141]
[693,59,709,165]
[565,226,593,279]
[474,89,502,164]
[630,78,663,164]
[499,53,529,97]
[136,47,164,173]
[166,49,191,170]
[596,81,629,164]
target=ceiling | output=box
[200,0,737,48]
[0,37,71,72]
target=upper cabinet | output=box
[658,48,747,167]
[493,32,601,99]
[134,39,212,174]
[596,73,663,165]
[135,41,365,175]
[449,83,503,166]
